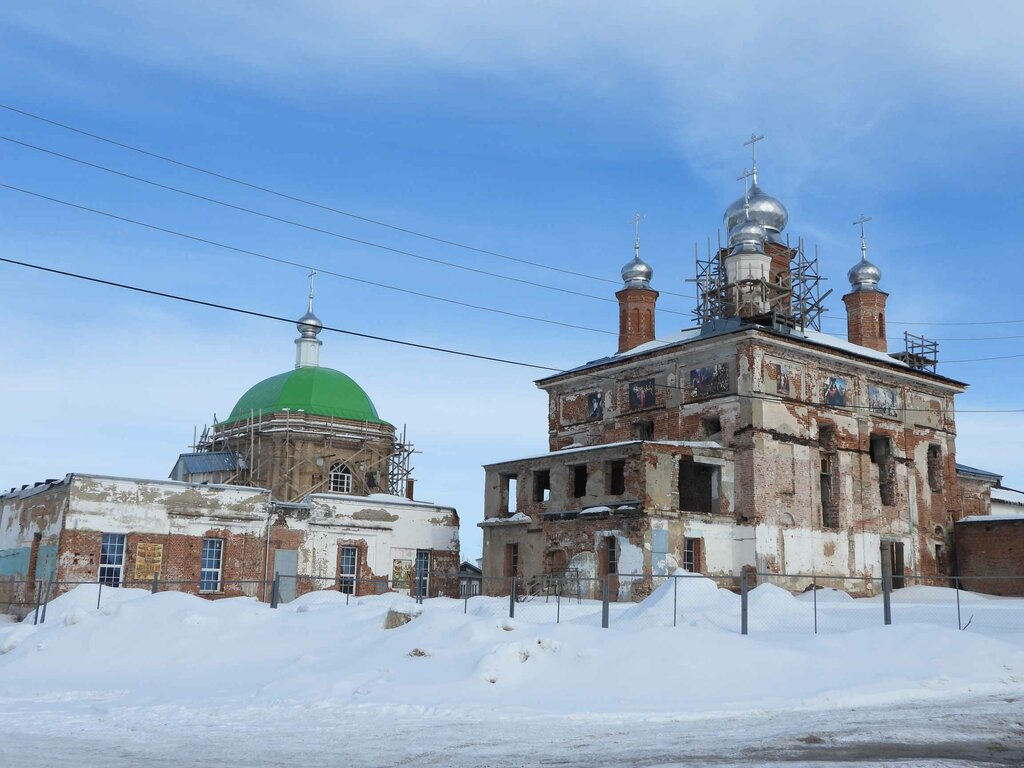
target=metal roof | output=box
[179,452,238,475]
[955,463,1003,481]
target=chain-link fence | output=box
[4,570,1024,635]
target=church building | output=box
[480,145,1001,596]
[0,289,460,614]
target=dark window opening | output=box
[533,469,551,503]
[870,434,896,506]
[573,465,588,498]
[607,460,626,495]
[819,425,839,528]
[702,416,722,439]
[505,543,520,578]
[683,537,702,572]
[604,537,618,575]
[878,312,886,338]
[927,444,943,493]
[633,420,655,440]
[883,541,906,589]
[678,457,715,514]
[934,543,944,568]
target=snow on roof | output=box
[992,487,1024,506]
[958,514,1024,524]
[479,512,531,526]
[800,330,909,367]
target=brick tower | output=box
[616,218,658,353]
[843,215,888,353]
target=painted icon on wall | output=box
[868,384,899,418]
[823,376,847,407]
[628,378,656,410]
[586,391,604,421]
[689,364,730,399]
[774,363,793,396]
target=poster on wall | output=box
[823,376,847,407]
[133,542,163,580]
[628,378,656,410]
[774,363,793,396]
[868,384,899,418]
[586,391,604,421]
[688,364,730,399]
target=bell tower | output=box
[616,214,658,353]
[843,215,888,353]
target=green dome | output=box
[225,367,388,425]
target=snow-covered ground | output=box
[1,575,1023,766]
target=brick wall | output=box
[954,519,1024,596]
[843,290,888,352]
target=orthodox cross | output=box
[743,133,765,182]
[736,167,756,214]
[307,269,317,311]
[853,214,872,259]
[631,212,644,256]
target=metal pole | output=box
[151,573,159,594]
[601,578,610,629]
[96,582,103,611]
[270,572,280,609]
[740,571,749,636]
[39,578,53,624]
[509,577,516,619]
[556,593,561,624]
[32,581,42,626]
[881,571,892,626]
[673,576,678,628]
[812,574,818,635]
[955,576,962,630]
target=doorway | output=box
[882,541,905,590]
[274,549,298,603]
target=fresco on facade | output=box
[868,384,899,418]
[823,376,848,407]
[628,378,656,410]
[774,363,793,396]
[133,542,164,580]
[688,364,730,399]
[586,391,604,421]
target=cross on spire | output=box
[631,212,644,258]
[736,168,756,217]
[743,133,765,183]
[307,269,317,312]
[853,214,872,260]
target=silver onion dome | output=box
[296,309,323,338]
[725,182,789,242]
[621,255,654,290]
[848,257,882,292]
[728,218,768,250]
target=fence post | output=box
[96,582,103,611]
[32,580,42,626]
[601,577,610,629]
[151,573,159,595]
[270,572,280,609]
[556,593,561,624]
[40,576,55,625]
[812,574,818,635]
[955,575,962,630]
[509,577,516,619]
[740,571,749,636]
[881,569,893,626]
[673,576,678,628]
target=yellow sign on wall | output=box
[134,542,164,580]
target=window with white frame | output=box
[98,533,126,587]
[339,546,358,595]
[414,550,430,599]
[200,538,223,592]
[329,462,353,494]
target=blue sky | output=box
[2,2,1023,559]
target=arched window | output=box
[329,462,353,494]
[878,312,886,337]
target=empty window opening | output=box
[607,460,626,495]
[819,425,839,529]
[878,312,886,337]
[702,416,722,439]
[533,469,551,503]
[678,458,715,514]
[927,444,943,493]
[339,546,358,595]
[200,538,223,593]
[98,533,126,587]
[500,473,518,514]
[934,543,944,569]
[883,541,906,589]
[870,434,896,506]
[633,420,655,440]
[683,537,702,572]
[28,532,41,582]
[329,462,353,494]
[573,465,588,498]
[505,543,520,578]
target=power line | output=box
[1,254,1021,414]
[0,134,692,312]
[0,102,697,300]
[0,183,620,337]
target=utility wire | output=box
[0,183,619,337]
[1,254,1021,414]
[0,102,696,300]
[0,135,691,313]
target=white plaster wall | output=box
[684,520,742,575]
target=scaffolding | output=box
[894,331,940,373]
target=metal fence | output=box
[4,571,1024,635]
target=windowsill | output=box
[198,589,224,595]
